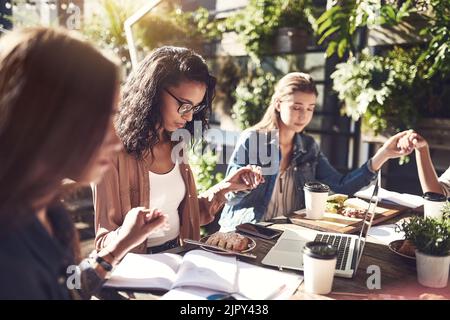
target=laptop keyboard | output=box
[314,234,351,270]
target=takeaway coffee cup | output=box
[304,182,330,219]
[423,192,447,219]
[303,241,337,294]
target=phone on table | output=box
[235,223,283,240]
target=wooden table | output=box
[97,206,450,300]
[290,207,450,300]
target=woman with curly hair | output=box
[93,46,263,254]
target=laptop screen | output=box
[355,170,381,260]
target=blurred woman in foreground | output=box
[0,27,167,299]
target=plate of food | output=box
[388,239,416,260]
[326,194,386,218]
[326,194,365,218]
[326,194,348,213]
[200,231,256,254]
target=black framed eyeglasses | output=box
[164,89,208,116]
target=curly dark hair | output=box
[116,46,216,159]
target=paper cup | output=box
[303,242,337,294]
[304,182,330,220]
[423,192,446,220]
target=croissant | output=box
[205,232,249,252]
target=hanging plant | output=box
[315,0,415,58]
[224,0,313,62]
[331,48,419,135]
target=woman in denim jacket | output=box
[219,72,413,231]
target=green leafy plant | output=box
[417,0,450,79]
[138,7,222,55]
[225,0,313,62]
[316,0,449,80]
[83,1,219,73]
[232,70,276,130]
[189,145,224,194]
[315,0,450,141]
[137,12,196,51]
[443,202,450,218]
[331,47,419,135]
[315,0,414,58]
[397,206,450,256]
[82,0,146,72]
[213,56,242,115]
[189,7,223,42]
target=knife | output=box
[183,238,257,259]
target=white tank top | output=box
[146,163,186,247]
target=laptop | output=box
[262,172,380,278]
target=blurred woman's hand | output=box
[116,207,168,253]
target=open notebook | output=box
[104,250,238,294]
[104,249,302,300]
[161,260,302,300]
[355,185,423,208]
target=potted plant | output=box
[398,204,450,288]
[272,0,312,54]
[225,0,313,62]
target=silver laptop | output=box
[262,172,380,278]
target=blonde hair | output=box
[251,72,318,132]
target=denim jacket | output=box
[219,130,377,231]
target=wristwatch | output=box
[95,255,113,272]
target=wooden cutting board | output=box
[288,202,411,234]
